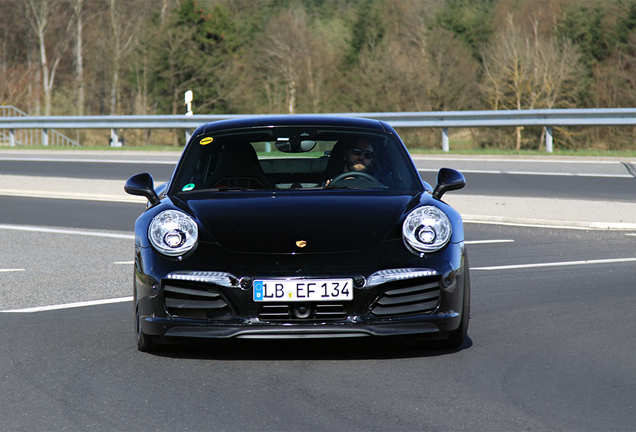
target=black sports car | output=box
[125,115,469,352]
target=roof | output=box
[199,115,391,136]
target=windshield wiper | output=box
[215,186,249,191]
[324,185,357,190]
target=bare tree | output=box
[105,0,140,115]
[260,6,332,114]
[335,0,477,115]
[262,8,305,113]
[0,1,36,110]
[69,0,89,115]
[424,30,479,112]
[69,0,104,115]
[481,14,582,149]
[0,65,39,108]
[24,0,73,116]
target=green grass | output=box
[407,148,636,157]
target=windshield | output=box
[171,126,421,194]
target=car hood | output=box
[184,192,418,254]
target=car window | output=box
[172,127,421,193]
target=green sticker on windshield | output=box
[182,183,195,191]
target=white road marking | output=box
[0,296,133,313]
[418,168,632,178]
[465,239,514,245]
[463,219,636,231]
[114,261,134,265]
[463,219,593,230]
[0,190,144,203]
[471,257,636,271]
[0,269,25,273]
[0,224,134,239]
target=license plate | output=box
[253,279,353,302]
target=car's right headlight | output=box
[402,206,452,254]
[148,210,198,257]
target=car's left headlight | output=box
[149,210,198,257]
[403,206,452,253]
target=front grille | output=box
[164,284,234,320]
[258,303,348,322]
[370,279,440,317]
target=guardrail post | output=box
[442,128,449,152]
[110,128,122,147]
[42,129,48,146]
[546,126,553,153]
[9,129,15,147]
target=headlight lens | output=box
[403,206,452,253]
[149,210,198,256]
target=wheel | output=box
[135,305,158,353]
[442,261,471,349]
[328,171,385,188]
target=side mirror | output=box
[432,168,465,200]
[125,173,160,206]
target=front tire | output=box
[135,305,158,352]
[442,261,470,349]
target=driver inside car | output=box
[325,138,376,186]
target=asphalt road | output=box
[0,150,179,185]
[414,155,636,201]
[0,153,634,431]
[0,224,634,431]
[0,195,145,231]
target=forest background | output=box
[2,0,636,150]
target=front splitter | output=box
[161,322,442,339]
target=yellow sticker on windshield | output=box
[200,137,213,145]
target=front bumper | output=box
[133,235,467,341]
[135,261,467,342]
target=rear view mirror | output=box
[274,132,317,153]
[300,140,317,151]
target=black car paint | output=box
[184,191,416,253]
[127,115,468,350]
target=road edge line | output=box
[0,296,133,313]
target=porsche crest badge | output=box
[296,240,307,248]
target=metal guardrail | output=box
[2,108,636,151]
[0,106,80,147]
